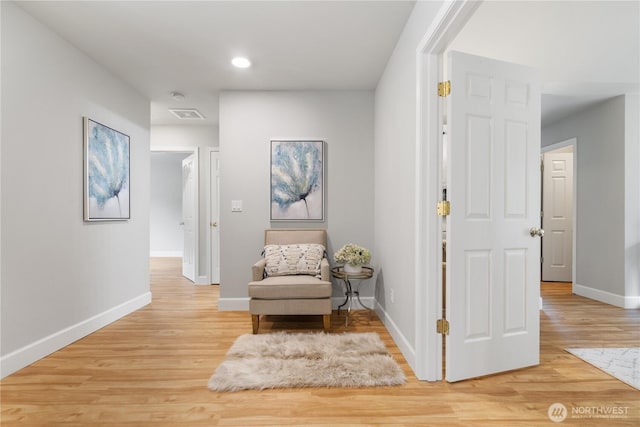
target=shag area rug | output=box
[208,332,406,392]
[566,347,639,390]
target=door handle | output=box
[179,221,185,226]
[529,227,544,237]
[211,222,218,228]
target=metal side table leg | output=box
[355,289,373,320]
[345,278,353,326]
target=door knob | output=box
[179,221,184,226]
[529,227,544,237]
[211,222,218,228]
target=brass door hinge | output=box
[437,200,450,216]
[437,318,450,335]
[438,80,451,97]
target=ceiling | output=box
[16,0,415,127]
[449,0,639,127]
[16,1,639,129]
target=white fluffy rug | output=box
[208,332,406,392]
[566,347,639,390]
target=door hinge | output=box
[437,318,450,335]
[541,256,544,264]
[437,200,451,216]
[540,211,544,218]
[438,80,451,97]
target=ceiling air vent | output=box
[168,108,206,120]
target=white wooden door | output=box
[542,152,573,282]
[209,151,220,284]
[445,51,541,382]
[182,155,196,282]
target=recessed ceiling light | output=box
[231,57,251,68]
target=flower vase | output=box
[344,263,362,274]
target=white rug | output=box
[208,332,406,392]
[566,347,639,390]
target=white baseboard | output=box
[0,292,152,379]
[573,283,639,309]
[218,297,249,311]
[150,251,182,257]
[374,300,416,371]
[624,296,640,309]
[195,275,210,285]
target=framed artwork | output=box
[270,140,324,221]
[84,117,130,221]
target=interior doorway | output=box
[541,138,576,285]
[150,147,199,283]
[416,0,543,383]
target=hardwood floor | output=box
[1,258,638,426]
[541,281,573,295]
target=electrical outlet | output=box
[390,288,395,304]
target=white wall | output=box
[0,3,3,352]
[1,2,151,377]
[373,0,444,370]
[150,125,218,280]
[624,94,640,303]
[542,96,639,307]
[445,1,639,92]
[218,91,374,308]
[151,125,218,148]
[150,152,189,256]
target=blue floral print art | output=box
[85,118,130,220]
[271,140,323,221]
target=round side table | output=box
[331,266,374,326]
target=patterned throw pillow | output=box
[264,244,325,277]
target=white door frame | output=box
[150,146,200,283]
[414,0,481,381]
[206,147,220,284]
[541,137,577,290]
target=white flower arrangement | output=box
[334,243,371,266]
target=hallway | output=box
[1,258,638,425]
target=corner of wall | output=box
[625,93,640,300]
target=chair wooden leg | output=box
[252,315,259,334]
[322,314,331,332]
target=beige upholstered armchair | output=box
[248,229,332,334]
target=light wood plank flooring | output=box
[1,259,638,426]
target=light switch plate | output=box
[231,200,243,212]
